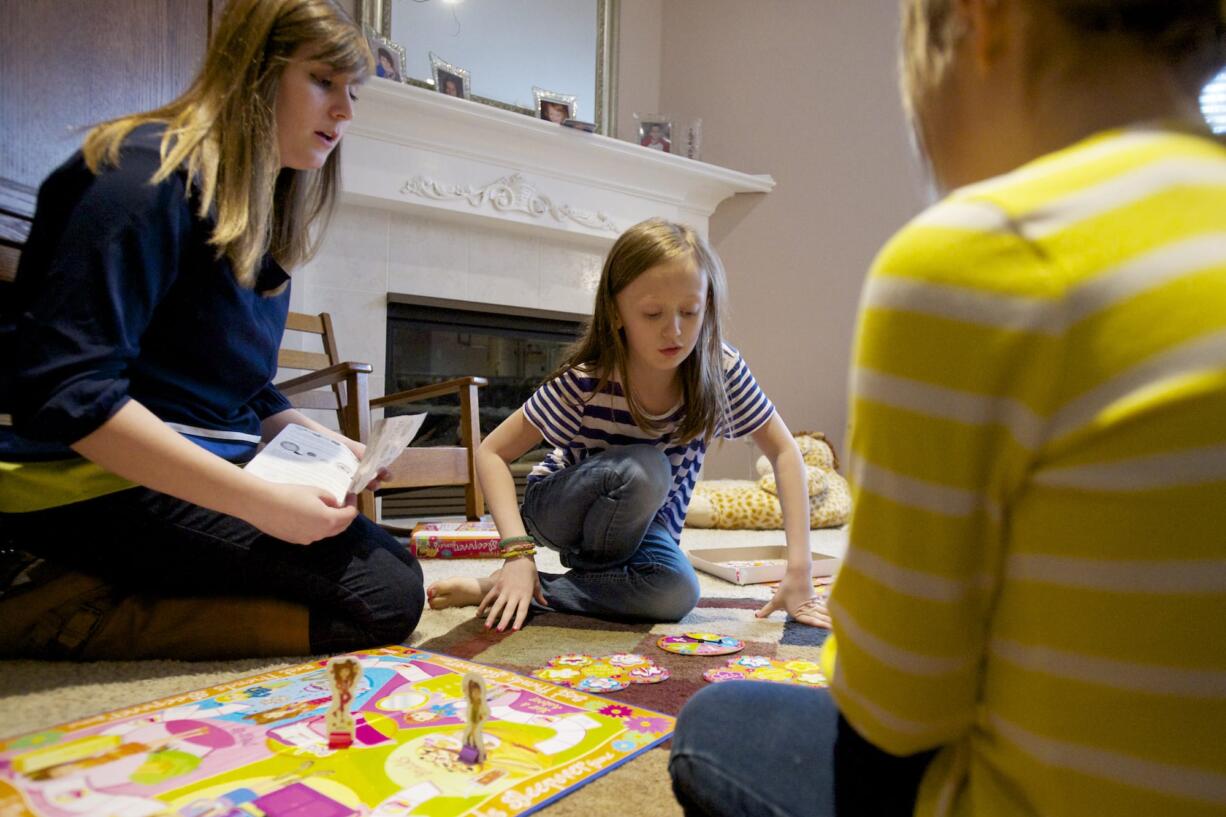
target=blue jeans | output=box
[670,684,936,817]
[521,446,700,622]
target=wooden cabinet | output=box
[0,0,213,279]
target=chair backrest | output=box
[276,312,372,445]
[279,311,341,374]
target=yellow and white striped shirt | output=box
[830,124,1226,817]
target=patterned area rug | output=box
[0,528,844,817]
[421,597,831,719]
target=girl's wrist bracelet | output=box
[499,535,536,550]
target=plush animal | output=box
[686,431,850,530]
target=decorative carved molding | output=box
[399,173,621,234]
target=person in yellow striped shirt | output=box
[670,2,1226,816]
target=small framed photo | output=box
[430,52,471,100]
[636,114,673,153]
[533,86,578,125]
[365,26,406,83]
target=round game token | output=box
[606,653,650,668]
[533,667,581,683]
[553,653,594,667]
[582,661,623,678]
[626,664,670,684]
[732,655,772,669]
[749,667,793,682]
[576,676,629,694]
[702,668,748,683]
[657,635,745,656]
[783,660,822,674]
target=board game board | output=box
[0,646,676,817]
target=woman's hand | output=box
[477,557,546,632]
[242,482,358,544]
[756,571,831,628]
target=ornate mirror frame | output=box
[358,0,619,136]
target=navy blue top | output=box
[1,124,292,463]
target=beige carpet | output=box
[0,526,845,816]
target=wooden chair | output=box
[276,311,487,528]
[275,311,374,512]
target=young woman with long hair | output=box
[0,0,425,660]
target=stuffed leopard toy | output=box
[686,431,850,530]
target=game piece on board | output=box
[325,656,361,750]
[459,672,490,765]
[657,634,745,656]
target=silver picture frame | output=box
[429,52,472,100]
[534,86,579,125]
[364,25,407,84]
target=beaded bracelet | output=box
[501,548,537,561]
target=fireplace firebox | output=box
[383,295,585,518]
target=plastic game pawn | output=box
[459,672,490,765]
[325,656,362,750]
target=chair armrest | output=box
[276,361,373,396]
[371,376,488,409]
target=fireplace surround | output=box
[284,77,773,517]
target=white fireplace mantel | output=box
[295,78,774,404]
[340,77,775,242]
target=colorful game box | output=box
[410,520,501,559]
[0,646,675,817]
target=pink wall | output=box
[622,0,926,476]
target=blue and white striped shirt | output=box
[522,343,775,538]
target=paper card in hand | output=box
[245,414,425,503]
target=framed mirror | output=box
[359,0,619,136]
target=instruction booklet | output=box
[245,414,425,503]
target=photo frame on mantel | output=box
[430,52,471,100]
[365,26,406,83]
[534,87,578,125]
[359,0,619,136]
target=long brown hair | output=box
[81,0,372,287]
[556,219,732,444]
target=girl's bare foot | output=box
[427,570,499,610]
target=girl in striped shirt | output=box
[427,219,827,632]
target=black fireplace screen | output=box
[385,300,584,446]
[382,300,584,518]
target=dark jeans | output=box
[0,486,424,654]
[670,683,936,817]
[522,446,701,622]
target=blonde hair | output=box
[901,0,1226,112]
[556,219,731,445]
[81,0,372,287]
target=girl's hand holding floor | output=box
[477,556,547,632]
